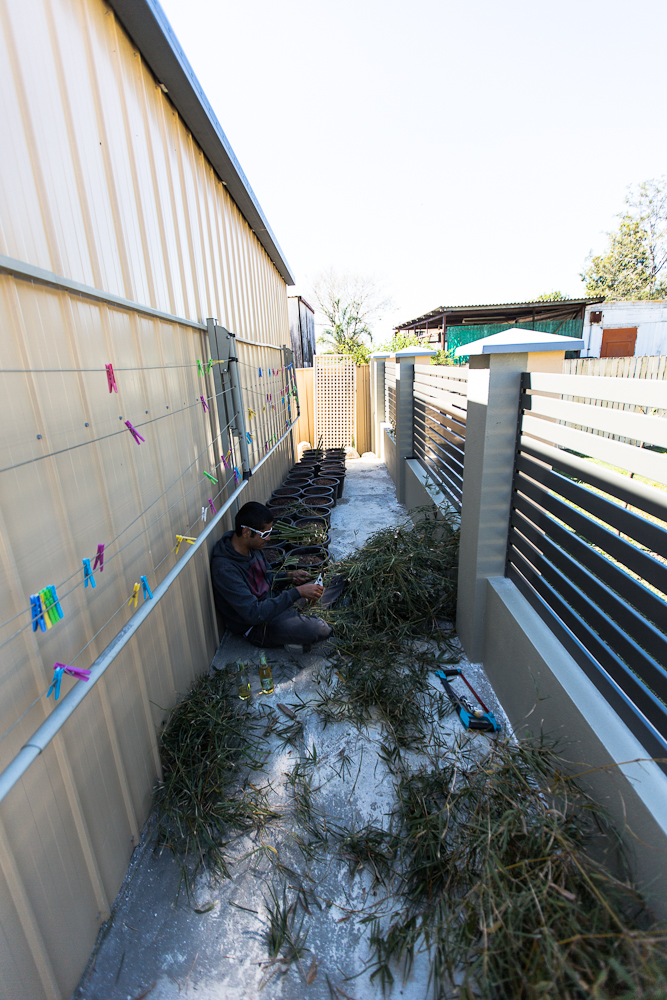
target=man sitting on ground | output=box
[210,501,333,651]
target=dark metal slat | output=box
[414,404,466,454]
[416,400,466,440]
[509,526,667,695]
[511,494,667,636]
[516,452,667,557]
[418,454,462,507]
[413,414,465,467]
[514,472,667,596]
[506,563,667,774]
[413,426,464,484]
[507,546,667,736]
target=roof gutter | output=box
[107,0,295,286]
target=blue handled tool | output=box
[435,668,501,733]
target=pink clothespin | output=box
[93,543,104,573]
[105,364,118,393]
[125,420,145,444]
[200,396,210,413]
[208,499,217,516]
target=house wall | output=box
[582,301,667,357]
[0,0,293,995]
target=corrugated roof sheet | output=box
[396,297,604,330]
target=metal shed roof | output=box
[108,0,295,285]
[395,297,604,330]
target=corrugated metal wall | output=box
[0,0,294,996]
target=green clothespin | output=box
[203,471,217,483]
[197,359,204,376]
[206,359,213,374]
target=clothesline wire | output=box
[0,412,237,637]
[0,363,208,374]
[0,384,232,476]
[0,468,237,748]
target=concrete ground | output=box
[74,459,508,1000]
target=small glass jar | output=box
[258,653,274,694]
[237,661,251,700]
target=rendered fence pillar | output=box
[370,351,390,458]
[394,346,437,503]
[455,329,583,661]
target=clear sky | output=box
[159,0,667,337]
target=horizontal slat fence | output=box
[412,364,468,511]
[385,360,396,434]
[507,371,667,769]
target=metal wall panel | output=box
[0,0,294,995]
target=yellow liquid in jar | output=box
[259,664,274,694]
[238,678,251,700]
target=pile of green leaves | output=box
[152,668,277,887]
[369,737,667,1000]
[316,507,460,743]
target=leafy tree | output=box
[430,347,458,365]
[311,269,391,362]
[378,330,421,353]
[581,178,667,300]
[534,291,566,301]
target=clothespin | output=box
[125,420,145,444]
[83,558,96,589]
[47,666,64,700]
[203,470,217,483]
[30,594,46,632]
[93,543,104,573]
[197,359,204,376]
[208,498,217,516]
[206,359,213,374]
[201,505,208,523]
[40,588,60,627]
[105,363,118,393]
[175,534,196,555]
[128,582,140,608]
[248,407,255,420]
[233,467,240,484]
[58,662,91,682]
[259,366,262,376]
[262,404,266,413]
[200,395,210,413]
[246,431,253,444]
[49,586,63,619]
[221,452,229,469]
[140,575,153,600]
[265,441,269,452]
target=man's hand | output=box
[296,583,324,602]
[289,569,312,584]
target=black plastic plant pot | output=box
[273,487,303,498]
[301,505,331,525]
[318,471,345,498]
[288,546,329,571]
[299,498,334,517]
[302,485,335,503]
[267,497,299,512]
[263,545,285,569]
[294,517,330,548]
[325,449,345,459]
[302,450,323,458]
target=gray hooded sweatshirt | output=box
[210,530,300,633]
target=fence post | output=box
[455,333,573,662]
[370,351,390,458]
[393,347,437,503]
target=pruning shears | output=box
[435,668,501,733]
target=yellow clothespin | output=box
[128,582,140,608]
[39,592,52,629]
[175,534,196,556]
[248,407,256,420]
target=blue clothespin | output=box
[83,558,96,589]
[140,575,153,601]
[259,366,262,376]
[47,666,64,701]
[246,431,253,443]
[30,594,46,632]
[49,586,64,619]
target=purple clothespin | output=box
[106,363,118,393]
[59,662,91,682]
[93,543,104,573]
[125,421,145,444]
[208,499,217,516]
[233,467,240,484]
[200,396,210,413]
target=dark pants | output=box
[244,604,332,649]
